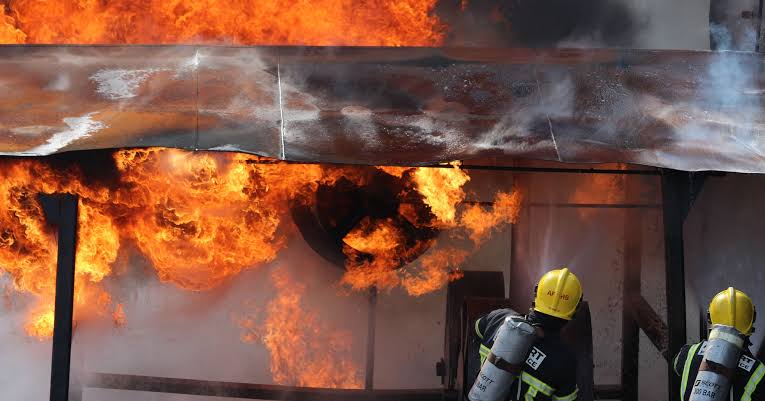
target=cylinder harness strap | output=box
[487,352,522,374]
[699,360,735,380]
[681,343,703,399]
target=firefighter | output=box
[467,267,582,401]
[673,287,765,401]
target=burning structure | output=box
[1,1,765,401]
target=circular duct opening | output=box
[291,168,438,270]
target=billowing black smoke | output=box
[437,0,639,47]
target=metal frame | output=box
[661,170,704,401]
[42,166,703,401]
[365,287,377,390]
[620,176,642,401]
[508,168,703,401]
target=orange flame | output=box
[343,217,404,256]
[0,149,326,338]
[569,173,625,219]
[342,164,521,295]
[460,191,523,244]
[412,163,470,226]
[113,149,290,291]
[341,219,434,292]
[0,0,444,46]
[401,248,468,296]
[1,7,25,43]
[240,268,362,388]
[0,149,522,349]
[0,149,525,392]
[0,159,120,338]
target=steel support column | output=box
[39,194,79,401]
[621,176,642,401]
[365,287,377,390]
[661,170,691,401]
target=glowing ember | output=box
[240,268,363,388]
[0,0,444,46]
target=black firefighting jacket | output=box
[674,341,765,401]
[466,308,579,401]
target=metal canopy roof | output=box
[1,45,763,172]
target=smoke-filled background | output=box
[1,0,711,49]
[437,0,710,49]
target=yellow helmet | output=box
[533,268,582,320]
[708,287,756,336]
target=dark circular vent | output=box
[291,168,438,270]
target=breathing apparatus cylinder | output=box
[689,325,747,401]
[468,316,537,401]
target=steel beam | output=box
[661,169,691,401]
[365,287,377,390]
[621,182,642,401]
[443,165,660,175]
[627,295,670,360]
[528,203,661,209]
[82,373,444,401]
[39,194,79,401]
